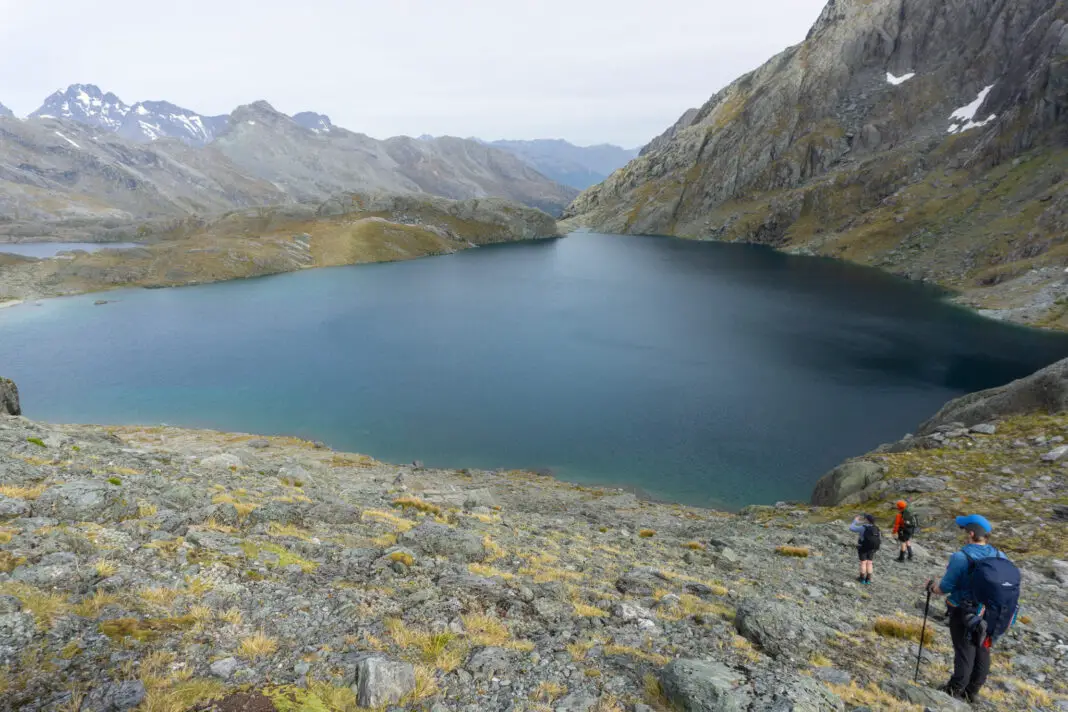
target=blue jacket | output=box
[849,521,873,548]
[939,543,1004,606]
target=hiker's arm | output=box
[926,579,945,595]
[936,552,967,597]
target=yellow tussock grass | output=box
[238,632,278,658]
[775,546,810,558]
[392,496,442,515]
[532,681,567,702]
[388,551,414,566]
[363,509,415,532]
[73,590,120,618]
[462,613,510,646]
[0,484,47,500]
[873,616,935,645]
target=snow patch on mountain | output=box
[948,84,996,134]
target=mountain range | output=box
[565,0,1068,327]
[0,86,579,237]
[483,139,639,190]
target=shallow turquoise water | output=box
[2,233,1067,508]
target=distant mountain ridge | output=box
[481,139,640,189]
[0,87,578,237]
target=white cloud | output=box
[0,0,828,147]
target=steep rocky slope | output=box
[564,0,1068,328]
[0,192,560,301]
[0,360,1066,711]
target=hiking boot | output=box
[938,684,966,700]
[896,552,906,563]
[857,575,865,583]
[907,548,914,561]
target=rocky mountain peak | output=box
[291,111,333,134]
[0,102,13,119]
[229,100,292,127]
[30,83,130,129]
[117,100,229,146]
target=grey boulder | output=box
[399,520,486,562]
[810,461,884,506]
[82,681,146,711]
[897,477,948,493]
[615,567,671,596]
[659,659,748,712]
[32,480,137,523]
[734,598,823,660]
[0,494,31,517]
[881,681,969,711]
[355,657,416,707]
[0,377,20,416]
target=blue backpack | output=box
[964,549,1021,643]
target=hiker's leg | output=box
[947,609,975,694]
[965,641,992,699]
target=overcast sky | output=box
[0,0,827,147]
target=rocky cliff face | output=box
[565,0,1068,327]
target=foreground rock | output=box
[0,378,18,416]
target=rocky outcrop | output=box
[918,356,1068,433]
[810,460,885,506]
[0,377,19,416]
[565,0,1068,327]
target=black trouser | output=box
[948,605,990,697]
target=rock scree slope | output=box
[564,0,1068,328]
[0,359,1066,711]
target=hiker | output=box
[892,499,917,562]
[924,514,1021,703]
[849,513,880,584]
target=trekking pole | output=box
[915,585,932,682]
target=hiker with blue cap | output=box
[923,514,1021,703]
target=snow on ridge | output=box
[948,84,996,134]
[886,71,915,86]
[54,131,81,149]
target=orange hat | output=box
[896,500,907,510]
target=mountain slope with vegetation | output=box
[564,0,1068,328]
[0,192,559,302]
[0,356,1066,711]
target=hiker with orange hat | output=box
[891,499,917,562]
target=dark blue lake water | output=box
[2,233,1067,509]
